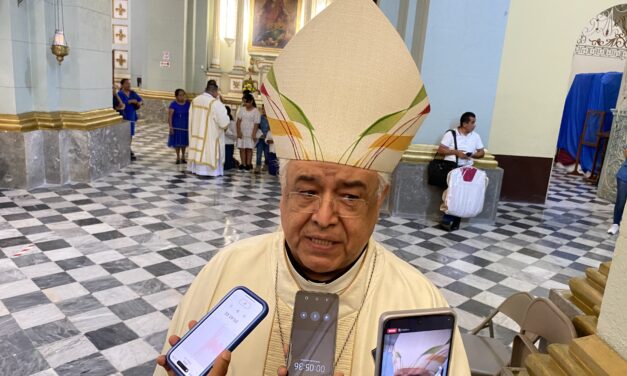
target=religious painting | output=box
[114,50,129,70]
[112,0,128,19]
[249,0,301,52]
[112,25,128,44]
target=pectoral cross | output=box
[115,3,127,17]
[116,54,127,67]
[115,28,126,42]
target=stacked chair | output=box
[462,293,577,376]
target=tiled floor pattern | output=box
[0,122,617,375]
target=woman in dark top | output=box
[168,89,190,164]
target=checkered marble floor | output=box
[0,122,617,375]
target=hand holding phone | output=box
[374,308,457,376]
[157,322,231,376]
[288,291,339,376]
[465,152,473,157]
[166,286,268,376]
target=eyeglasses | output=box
[287,192,369,218]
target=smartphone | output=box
[374,308,456,376]
[465,152,472,157]
[166,286,269,376]
[287,291,339,376]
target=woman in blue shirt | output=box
[167,89,190,164]
[118,78,143,160]
[608,146,627,235]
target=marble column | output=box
[210,0,221,69]
[231,0,247,73]
[0,0,129,189]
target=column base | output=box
[0,121,131,189]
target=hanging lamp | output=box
[51,0,69,64]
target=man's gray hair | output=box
[278,159,390,197]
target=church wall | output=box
[570,55,625,84]
[0,13,16,109]
[130,0,186,92]
[416,0,510,146]
[489,0,619,158]
[488,0,619,203]
[185,0,211,94]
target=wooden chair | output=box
[569,110,607,182]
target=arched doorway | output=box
[554,5,627,185]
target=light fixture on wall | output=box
[50,0,69,64]
[221,0,237,46]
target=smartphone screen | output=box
[167,287,268,376]
[288,291,339,376]
[378,314,455,376]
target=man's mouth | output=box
[307,236,336,247]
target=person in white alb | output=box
[436,112,485,230]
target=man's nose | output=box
[311,198,339,227]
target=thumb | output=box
[208,350,231,376]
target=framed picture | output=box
[249,0,302,53]
[112,25,128,44]
[112,0,128,19]
[113,50,129,70]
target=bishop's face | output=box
[280,160,387,281]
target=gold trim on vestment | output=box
[0,108,123,132]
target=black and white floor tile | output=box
[0,122,617,375]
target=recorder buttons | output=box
[310,311,320,321]
[299,311,308,320]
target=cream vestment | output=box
[154,232,470,375]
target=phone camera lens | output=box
[310,311,320,321]
[323,313,331,321]
[299,311,308,320]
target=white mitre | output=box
[260,0,430,173]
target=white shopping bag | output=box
[440,166,489,218]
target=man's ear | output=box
[377,184,390,207]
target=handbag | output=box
[427,129,458,188]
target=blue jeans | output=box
[614,177,627,224]
[255,139,269,167]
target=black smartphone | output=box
[287,291,339,376]
[166,286,268,376]
[465,152,472,157]
[374,308,456,376]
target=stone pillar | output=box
[231,0,247,73]
[210,0,221,69]
[597,216,627,358]
[0,0,129,189]
[598,59,627,202]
